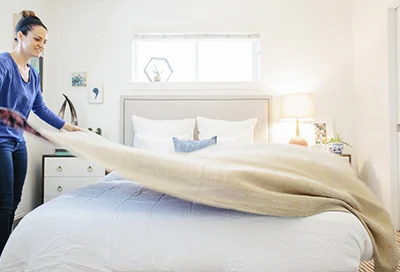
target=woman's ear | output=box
[16,31,24,42]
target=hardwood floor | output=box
[358,231,400,271]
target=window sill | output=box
[128,81,265,91]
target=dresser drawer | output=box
[44,157,104,177]
[44,177,100,197]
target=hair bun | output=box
[20,10,36,18]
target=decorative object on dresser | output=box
[58,93,79,126]
[280,92,315,147]
[325,132,352,154]
[88,127,103,136]
[56,94,79,155]
[41,155,105,203]
[53,148,71,156]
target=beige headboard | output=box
[120,94,271,146]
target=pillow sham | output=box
[134,134,190,153]
[173,135,217,153]
[196,116,257,143]
[216,133,254,145]
[132,115,195,139]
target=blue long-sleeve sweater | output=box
[0,52,65,143]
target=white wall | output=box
[353,0,400,227]
[44,0,355,142]
[1,0,356,217]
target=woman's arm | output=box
[61,122,84,132]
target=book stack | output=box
[54,148,72,156]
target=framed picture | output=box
[313,118,334,144]
[72,72,87,87]
[87,83,104,104]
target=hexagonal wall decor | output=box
[144,57,173,82]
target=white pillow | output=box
[134,134,190,153]
[132,115,195,139]
[196,116,258,143]
[217,133,255,145]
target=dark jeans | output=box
[0,140,27,257]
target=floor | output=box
[358,231,400,271]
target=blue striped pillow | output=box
[173,135,217,153]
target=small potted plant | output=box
[88,127,103,136]
[152,64,163,82]
[324,132,352,154]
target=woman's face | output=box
[18,25,47,58]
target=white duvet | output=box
[0,172,373,272]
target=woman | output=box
[0,10,82,256]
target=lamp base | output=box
[289,136,308,147]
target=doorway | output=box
[388,2,400,229]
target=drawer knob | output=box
[57,166,62,172]
[87,166,93,172]
[57,186,63,192]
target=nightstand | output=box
[42,155,105,203]
[339,153,351,165]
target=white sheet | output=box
[0,173,373,272]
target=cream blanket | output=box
[39,130,400,272]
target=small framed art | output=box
[313,119,334,144]
[72,72,87,87]
[88,83,104,104]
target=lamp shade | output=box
[280,92,315,121]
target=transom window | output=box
[132,33,260,83]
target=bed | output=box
[0,94,375,272]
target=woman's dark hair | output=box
[14,10,47,42]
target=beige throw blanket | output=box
[40,130,400,272]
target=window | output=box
[132,33,260,83]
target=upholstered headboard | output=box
[120,94,271,146]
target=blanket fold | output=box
[35,129,399,272]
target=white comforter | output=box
[0,173,373,272]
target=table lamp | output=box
[280,92,315,147]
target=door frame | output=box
[388,1,400,229]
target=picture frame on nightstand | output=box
[312,118,334,145]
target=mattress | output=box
[0,172,373,272]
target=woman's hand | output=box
[62,122,85,132]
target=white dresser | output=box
[42,155,105,203]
